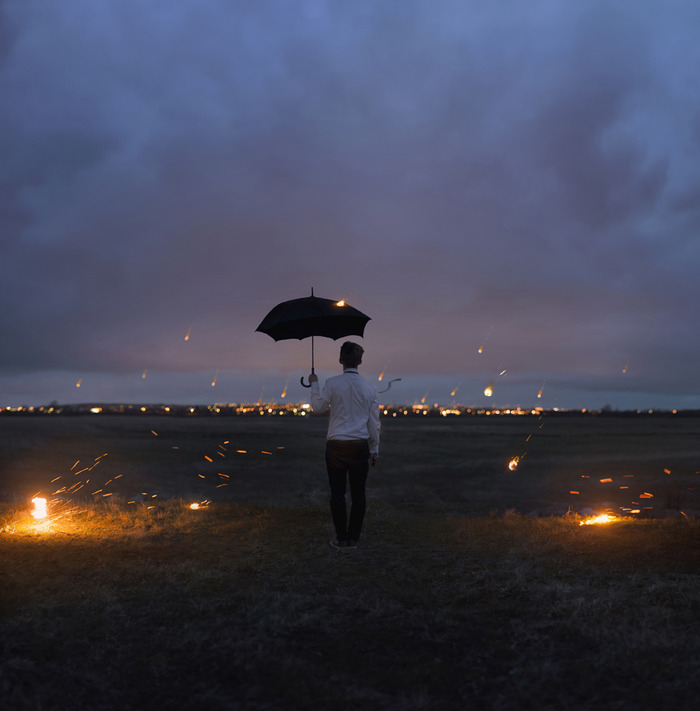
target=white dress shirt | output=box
[310,368,380,455]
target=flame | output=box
[622,362,629,374]
[537,388,543,399]
[378,371,385,381]
[142,369,147,379]
[421,390,428,404]
[31,497,47,519]
[190,503,200,510]
[508,456,520,471]
[76,380,81,388]
[336,300,345,307]
[477,345,484,354]
[451,385,459,397]
[579,514,617,526]
[484,383,493,397]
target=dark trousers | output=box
[325,439,370,542]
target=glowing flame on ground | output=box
[484,383,493,397]
[508,457,520,471]
[336,300,345,307]
[579,514,617,526]
[31,497,48,519]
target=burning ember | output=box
[508,456,520,471]
[484,383,493,397]
[31,497,48,519]
[579,514,618,526]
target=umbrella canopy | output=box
[256,293,370,342]
[256,290,371,385]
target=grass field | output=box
[2,413,700,709]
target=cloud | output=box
[1,1,699,406]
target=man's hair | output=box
[340,341,364,368]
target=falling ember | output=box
[451,385,459,397]
[579,514,617,526]
[142,369,148,379]
[211,372,218,387]
[537,388,543,399]
[184,328,192,341]
[484,383,493,397]
[421,390,429,404]
[499,369,507,376]
[508,457,520,471]
[477,345,484,354]
[336,300,345,307]
[281,380,288,398]
[190,503,200,510]
[378,371,385,381]
[76,380,82,388]
[31,497,47,520]
[622,362,629,374]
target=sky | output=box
[2,0,699,411]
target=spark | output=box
[451,384,460,397]
[622,361,629,374]
[484,383,493,397]
[499,369,507,376]
[600,478,613,483]
[204,456,213,462]
[570,490,580,495]
[336,299,345,307]
[508,456,520,471]
[211,370,219,387]
[76,380,82,388]
[421,390,429,404]
[537,387,543,399]
[664,468,671,475]
[184,326,192,341]
[151,430,158,436]
[142,369,148,379]
[190,503,200,509]
[281,380,288,398]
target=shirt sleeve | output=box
[368,388,381,455]
[309,380,330,412]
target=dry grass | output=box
[2,414,700,709]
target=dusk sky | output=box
[2,1,699,410]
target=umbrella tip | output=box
[311,286,314,296]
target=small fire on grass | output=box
[189,500,210,510]
[32,497,48,519]
[579,514,618,526]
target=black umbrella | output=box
[256,288,371,386]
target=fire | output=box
[484,383,493,397]
[478,345,484,354]
[76,380,81,388]
[579,514,617,526]
[142,369,147,379]
[508,456,520,471]
[190,503,200,510]
[31,497,48,519]
[336,300,345,307]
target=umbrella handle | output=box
[378,378,402,393]
[300,376,312,388]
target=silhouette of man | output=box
[309,341,380,549]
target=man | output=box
[309,341,380,549]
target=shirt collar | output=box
[343,368,359,374]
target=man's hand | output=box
[370,453,379,466]
[308,372,318,384]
